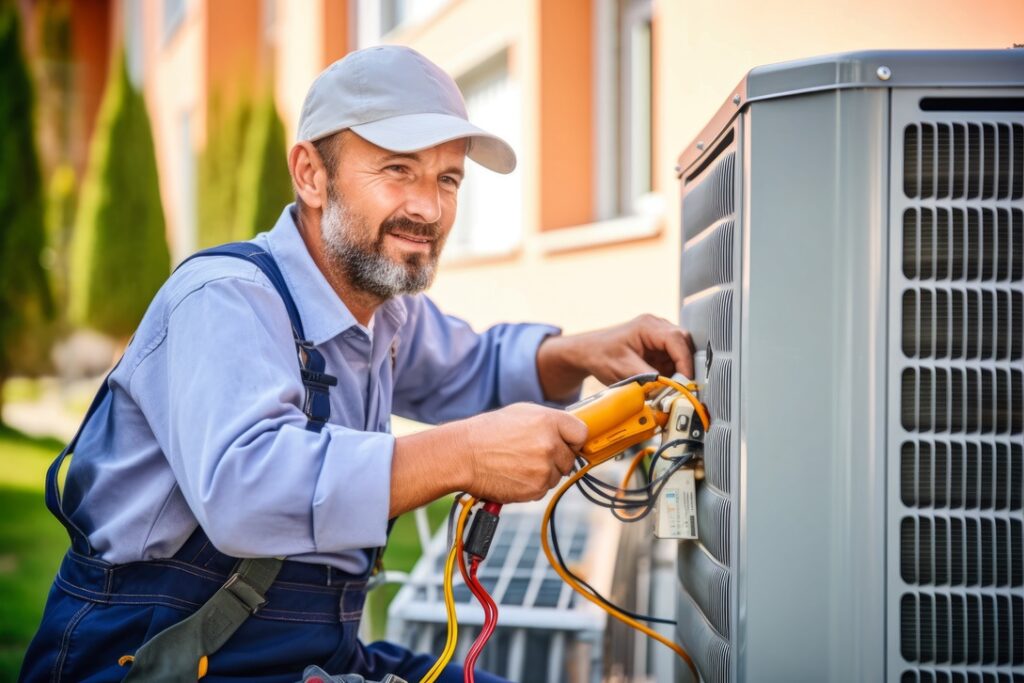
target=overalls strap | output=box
[180,243,337,432]
[41,243,348,679]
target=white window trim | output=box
[355,0,453,47]
[443,48,522,263]
[593,0,618,222]
[539,191,665,255]
[162,0,187,47]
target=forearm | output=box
[535,333,591,402]
[390,421,472,518]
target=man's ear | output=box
[289,141,327,210]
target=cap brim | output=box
[350,113,517,174]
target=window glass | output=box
[446,52,522,260]
[595,0,653,219]
[163,0,185,45]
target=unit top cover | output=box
[677,49,1024,176]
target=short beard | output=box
[319,188,443,301]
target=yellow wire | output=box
[419,495,475,683]
[653,376,710,431]
[542,462,700,680]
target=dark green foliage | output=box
[70,52,169,339]
[0,1,53,402]
[197,98,252,247]
[197,92,292,246]
[234,93,294,237]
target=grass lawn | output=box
[0,427,66,681]
[0,424,447,680]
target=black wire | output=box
[547,481,677,626]
[647,441,698,483]
[581,439,702,497]
[545,437,701,625]
[573,439,700,516]
[609,453,692,523]
[446,493,465,549]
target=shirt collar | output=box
[264,204,408,345]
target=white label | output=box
[655,467,699,539]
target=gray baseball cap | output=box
[296,46,516,174]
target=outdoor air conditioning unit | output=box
[672,50,1024,682]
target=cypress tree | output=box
[70,51,169,340]
[0,0,52,416]
[197,96,252,247]
[234,93,293,237]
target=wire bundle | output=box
[541,379,710,679]
[422,377,708,682]
[419,496,474,683]
[420,495,502,683]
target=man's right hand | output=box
[457,403,588,503]
[389,403,587,517]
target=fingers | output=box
[640,316,696,380]
[662,327,696,379]
[556,412,589,450]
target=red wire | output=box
[457,502,503,683]
[463,557,499,683]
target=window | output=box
[445,52,522,261]
[357,0,450,45]
[162,0,185,45]
[125,0,145,86]
[595,0,653,219]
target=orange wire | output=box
[542,462,699,679]
[648,377,710,430]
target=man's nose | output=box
[402,177,443,225]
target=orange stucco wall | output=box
[538,0,594,231]
[205,0,262,135]
[322,0,349,65]
[71,0,1024,337]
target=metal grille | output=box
[892,95,1024,681]
[677,129,739,683]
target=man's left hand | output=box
[536,314,696,402]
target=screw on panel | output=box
[674,165,682,174]
[696,141,705,151]
[876,65,892,81]
[732,94,741,105]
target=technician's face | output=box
[319,132,465,300]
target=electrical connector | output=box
[464,502,502,559]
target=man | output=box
[21,46,694,682]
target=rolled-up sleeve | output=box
[391,295,562,424]
[129,275,392,558]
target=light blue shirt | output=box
[62,206,559,574]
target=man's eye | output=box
[384,164,408,174]
[441,175,461,188]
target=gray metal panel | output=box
[737,87,890,681]
[746,50,1024,99]
[678,50,1024,177]
[885,87,1024,682]
[678,123,742,683]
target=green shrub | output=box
[234,93,293,238]
[69,51,169,340]
[197,97,252,247]
[0,0,52,406]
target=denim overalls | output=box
[19,244,501,683]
